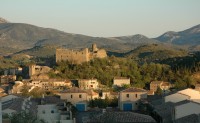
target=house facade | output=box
[37,104,74,123]
[60,87,88,111]
[119,87,147,111]
[78,79,99,90]
[113,77,130,87]
[172,100,200,121]
[150,81,171,93]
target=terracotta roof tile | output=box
[121,87,147,93]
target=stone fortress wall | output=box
[56,44,107,64]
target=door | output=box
[123,103,132,111]
[76,104,86,111]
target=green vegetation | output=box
[49,56,196,89]
[88,97,118,108]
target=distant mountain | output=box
[0,18,199,57]
[112,34,159,44]
[156,24,200,46]
[0,22,160,56]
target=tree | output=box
[21,83,30,97]
[8,111,46,123]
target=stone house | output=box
[29,79,72,91]
[150,81,171,93]
[119,87,147,111]
[100,91,118,99]
[29,64,51,78]
[60,87,88,111]
[78,79,99,90]
[0,75,16,84]
[165,88,200,103]
[37,104,74,123]
[113,77,130,87]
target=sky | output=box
[1,0,200,38]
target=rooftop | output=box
[114,77,130,80]
[175,114,200,123]
[85,112,156,123]
[121,87,147,93]
[61,87,86,93]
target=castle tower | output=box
[29,64,36,77]
[92,43,98,52]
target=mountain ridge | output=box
[0,17,199,56]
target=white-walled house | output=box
[37,104,74,123]
[172,100,200,121]
[60,87,88,111]
[165,88,200,103]
[119,87,147,111]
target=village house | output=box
[100,91,118,99]
[151,88,200,123]
[29,64,51,79]
[60,87,88,111]
[113,77,130,87]
[36,97,75,123]
[165,88,200,103]
[150,81,171,93]
[78,79,99,90]
[172,100,200,121]
[0,75,16,84]
[29,79,72,91]
[4,67,22,75]
[118,87,147,111]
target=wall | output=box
[60,92,87,105]
[78,79,99,90]
[119,92,147,110]
[56,48,90,64]
[56,44,107,64]
[37,104,60,123]
[175,102,200,120]
[113,78,130,87]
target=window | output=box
[51,110,54,113]
[79,94,82,98]
[126,94,129,98]
[71,95,73,98]
[135,94,137,98]
[42,110,45,114]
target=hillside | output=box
[0,23,137,54]
[156,24,200,46]
[0,18,200,57]
[125,44,188,63]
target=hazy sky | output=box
[1,0,200,37]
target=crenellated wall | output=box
[56,44,107,64]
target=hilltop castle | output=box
[56,44,107,64]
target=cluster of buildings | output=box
[149,88,200,123]
[1,44,200,123]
